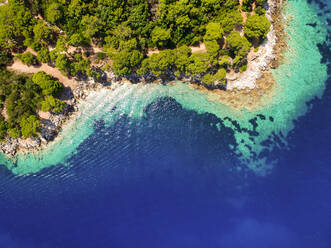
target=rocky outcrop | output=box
[0,69,112,156]
[0,138,18,156]
[226,0,278,91]
[18,138,41,149]
[0,77,87,156]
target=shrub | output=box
[20,115,40,138]
[7,127,21,139]
[0,50,13,68]
[55,54,71,75]
[151,26,171,48]
[239,64,248,72]
[226,31,251,60]
[32,71,63,96]
[220,11,243,34]
[17,52,38,66]
[37,47,50,63]
[202,73,214,85]
[245,14,271,40]
[204,22,224,41]
[96,52,107,60]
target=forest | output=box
[0,0,271,139]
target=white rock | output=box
[226,0,277,91]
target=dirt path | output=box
[67,44,104,55]
[239,0,247,36]
[2,106,8,121]
[147,49,160,56]
[147,43,207,56]
[8,60,77,89]
[26,47,37,56]
[190,43,207,53]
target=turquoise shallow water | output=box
[0,1,331,247]
[1,0,329,176]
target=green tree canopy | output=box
[174,45,191,73]
[220,11,243,34]
[187,53,210,77]
[7,127,21,139]
[0,117,7,140]
[151,26,171,48]
[0,50,13,68]
[0,2,34,49]
[138,49,175,77]
[202,68,226,86]
[214,68,226,83]
[32,71,63,96]
[55,54,71,75]
[81,14,102,41]
[204,22,224,41]
[71,53,91,77]
[41,95,65,113]
[226,31,251,58]
[33,21,56,44]
[37,47,50,64]
[245,14,271,40]
[46,3,63,24]
[20,115,40,138]
[205,40,220,59]
[112,50,133,76]
[68,33,86,47]
[17,52,38,66]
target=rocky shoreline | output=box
[227,0,279,90]
[0,93,74,157]
[124,0,281,91]
[0,70,120,157]
[0,0,284,157]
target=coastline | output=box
[190,0,285,111]
[0,0,284,157]
[226,0,279,91]
[0,0,327,177]
[0,66,112,157]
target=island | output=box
[0,0,281,155]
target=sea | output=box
[0,0,330,247]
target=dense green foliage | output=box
[0,0,272,140]
[41,95,65,113]
[32,71,63,96]
[0,1,34,50]
[0,68,65,140]
[0,50,12,68]
[220,10,243,34]
[0,0,270,80]
[17,52,38,66]
[20,115,40,138]
[245,14,271,40]
[226,31,251,66]
[203,68,226,85]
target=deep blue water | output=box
[1,1,331,248]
